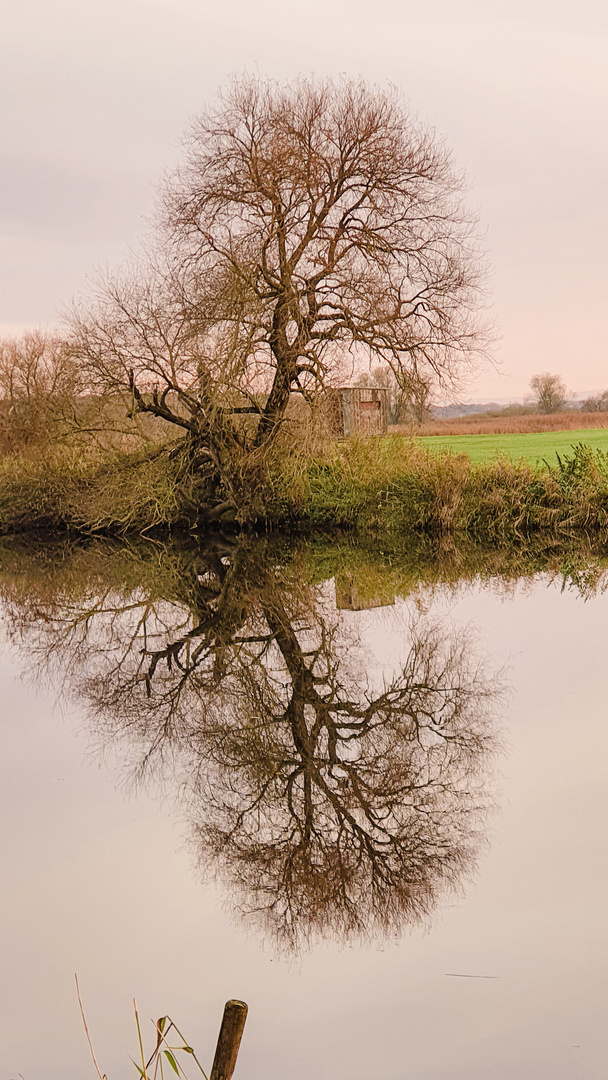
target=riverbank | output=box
[2,436,608,541]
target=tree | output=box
[0,330,79,452]
[581,390,608,413]
[529,372,567,414]
[70,76,488,517]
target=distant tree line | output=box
[580,390,608,413]
[528,373,608,415]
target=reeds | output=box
[396,410,608,436]
[76,976,209,1080]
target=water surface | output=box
[1,535,606,1079]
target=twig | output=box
[75,974,106,1080]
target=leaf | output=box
[130,1058,146,1078]
[158,1017,168,1034]
[164,1051,180,1076]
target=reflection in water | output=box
[0,536,504,949]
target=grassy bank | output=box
[269,437,608,541]
[3,435,608,542]
[0,443,199,534]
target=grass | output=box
[76,976,211,1080]
[0,442,196,534]
[417,428,608,465]
[4,432,608,543]
[268,436,608,541]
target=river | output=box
[0,534,606,1079]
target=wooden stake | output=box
[209,1000,248,1080]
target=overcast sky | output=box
[2,0,607,399]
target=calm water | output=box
[0,535,607,1079]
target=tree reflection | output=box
[1,537,503,949]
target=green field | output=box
[418,428,608,465]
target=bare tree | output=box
[529,372,567,414]
[581,389,608,413]
[70,76,488,516]
[0,330,81,452]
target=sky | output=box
[1,0,607,401]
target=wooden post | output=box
[209,1000,248,1080]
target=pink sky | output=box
[2,0,607,401]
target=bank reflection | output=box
[1,537,503,950]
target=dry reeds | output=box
[0,443,192,535]
[393,411,608,437]
[75,975,210,1080]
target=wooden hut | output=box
[326,387,389,437]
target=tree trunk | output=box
[255,362,293,446]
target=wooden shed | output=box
[326,386,389,437]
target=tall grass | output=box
[3,434,608,541]
[267,438,608,541]
[0,443,195,534]
[76,976,209,1080]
